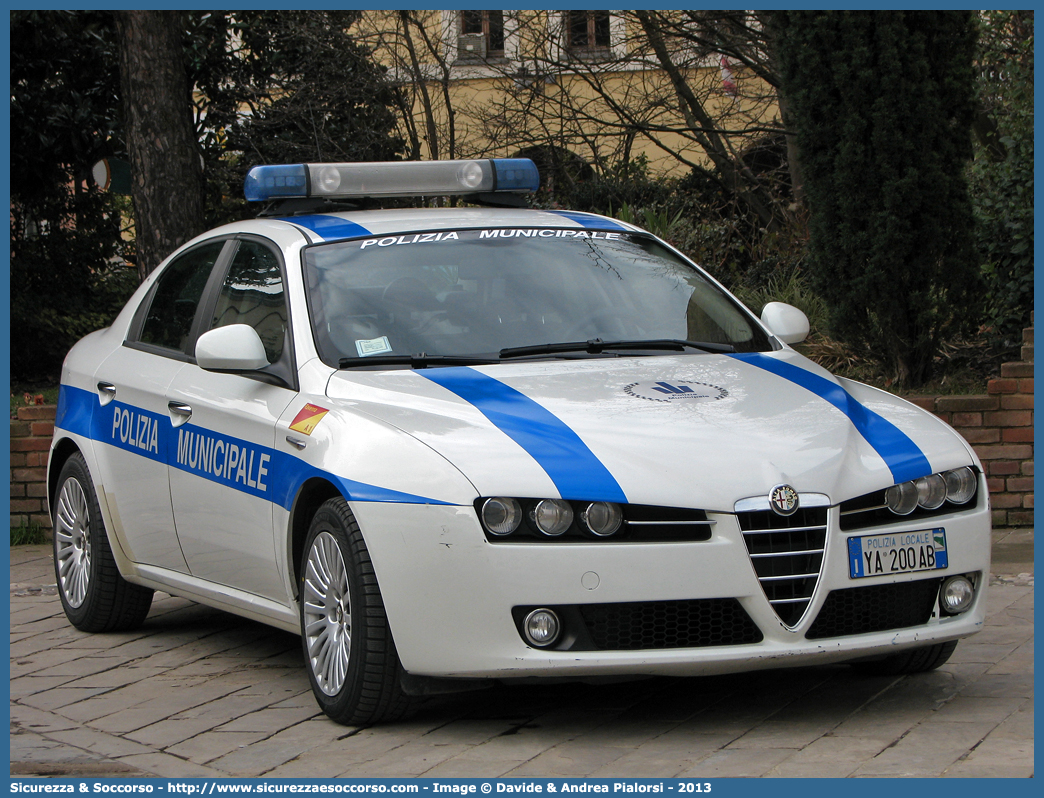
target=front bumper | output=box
[353,500,990,679]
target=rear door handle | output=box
[167,402,192,427]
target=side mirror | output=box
[195,324,270,372]
[761,302,810,345]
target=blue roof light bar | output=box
[244,159,540,202]
[243,164,309,202]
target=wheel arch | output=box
[287,476,344,597]
[47,436,84,519]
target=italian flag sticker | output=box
[289,404,330,436]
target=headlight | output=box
[944,466,977,504]
[915,474,947,510]
[885,481,919,515]
[481,497,522,536]
[841,467,980,530]
[530,499,573,536]
[886,468,978,516]
[580,502,623,536]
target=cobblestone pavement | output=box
[9,531,1033,779]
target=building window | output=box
[458,10,504,60]
[566,10,611,54]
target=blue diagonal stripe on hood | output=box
[729,353,932,485]
[420,368,627,503]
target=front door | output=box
[167,238,296,601]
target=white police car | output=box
[50,159,990,725]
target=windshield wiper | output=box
[499,338,734,359]
[338,353,501,369]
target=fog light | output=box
[885,481,918,515]
[523,608,560,647]
[944,467,977,505]
[581,502,623,537]
[530,499,573,536]
[916,474,947,510]
[481,497,522,536]
[941,575,975,615]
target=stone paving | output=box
[9,530,1033,779]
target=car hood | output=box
[325,351,974,511]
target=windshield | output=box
[303,227,773,365]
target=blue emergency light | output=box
[244,159,540,202]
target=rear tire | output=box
[299,498,412,725]
[850,640,959,676]
[52,453,154,632]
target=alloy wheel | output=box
[54,478,91,608]
[302,531,352,696]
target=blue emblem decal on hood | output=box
[728,353,932,485]
[420,368,627,503]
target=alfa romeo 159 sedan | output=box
[49,158,990,724]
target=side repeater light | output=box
[244,159,540,202]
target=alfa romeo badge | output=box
[769,484,799,516]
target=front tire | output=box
[299,498,412,725]
[52,453,154,632]
[850,640,959,676]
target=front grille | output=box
[577,599,763,650]
[806,578,941,639]
[739,507,828,627]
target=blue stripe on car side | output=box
[55,385,447,509]
[420,368,627,503]
[728,353,932,484]
[55,384,95,440]
[547,210,628,231]
[277,215,372,241]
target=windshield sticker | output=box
[289,403,330,436]
[624,381,728,403]
[359,232,459,249]
[356,336,393,357]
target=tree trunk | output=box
[117,11,204,279]
[399,11,441,161]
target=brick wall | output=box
[10,404,56,530]
[9,322,1034,533]
[910,318,1034,529]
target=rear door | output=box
[93,239,231,570]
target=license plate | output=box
[847,528,948,579]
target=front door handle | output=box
[167,402,192,427]
[97,382,117,406]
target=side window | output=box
[138,241,226,352]
[210,240,288,365]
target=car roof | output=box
[204,206,644,246]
